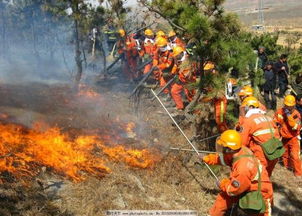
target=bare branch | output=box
[138,0,186,32]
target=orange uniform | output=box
[117,35,139,80]
[240,108,280,177]
[139,38,155,74]
[214,96,228,133]
[238,102,267,126]
[209,147,273,216]
[152,48,174,90]
[169,37,185,49]
[274,108,302,176]
[170,58,196,110]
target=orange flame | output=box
[125,122,136,138]
[77,84,100,98]
[0,121,160,182]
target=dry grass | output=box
[0,80,301,216]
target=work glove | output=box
[144,54,150,60]
[288,114,298,129]
[218,178,231,192]
[202,154,219,165]
[274,88,280,94]
[162,72,172,80]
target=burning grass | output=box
[0,121,161,182]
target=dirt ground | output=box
[0,73,301,216]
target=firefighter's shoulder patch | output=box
[231,180,240,188]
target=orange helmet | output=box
[144,29,154,36]
[156,37,168,48]
[172,46,185,57]
[216,130,242,150]
[168,30,176,37]
[156,30,166,38]
[284,95,296,106]
[238,86,253,97]
[118,29,125,37]
[241,96,260,108]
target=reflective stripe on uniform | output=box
[278,114,283,119]
[253,128,274,137]
[293,123,298,130]
[220,101,224,123]
[267,199,272,216]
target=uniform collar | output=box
[145,38,154,43]
[245,108,266,118]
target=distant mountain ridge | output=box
[224,0,302,10]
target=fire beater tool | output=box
[106,54,123,71]
[151,75,177,101]
[151,89,219,182]
[129,66,156,98]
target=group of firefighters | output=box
[115,28,198,113]
[110,28,301,216]
[202,87,302,215]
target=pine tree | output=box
[139,0,256,100]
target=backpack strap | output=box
[263,115,274,137]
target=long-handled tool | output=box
[151,89,219,182]
[129,67,156,98]
[106,54,123,71]
[190,134,220,143]
[170,147,215,154]
[151,75,177,101]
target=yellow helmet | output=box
[241,96,260,108]
[156,37,168,48]
[216,130,242,150]
[168,30,176,37]
[204,62,215,70]
[118,29,125,37]
[144,29,154,36]
[238,86,253,97]
[156,30,166,38]
[172,46,185,57]
[284,95,296,106]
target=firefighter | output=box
[237,86,267,126]
[202,130,273,216]
[274,95,302,178]
[156,30,166,39]
[117,29,139,80]
[139,29,155,74]
[116,29,128,78]
[201,62,228,133]
[168,30,185,48]
[152,37,174,93]
[240,96,280,177]
[169,46,196,111]
[104,24,117,54]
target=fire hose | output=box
[151,89,219,182]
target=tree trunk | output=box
[74,18,82,86]
[1,6,7,59]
